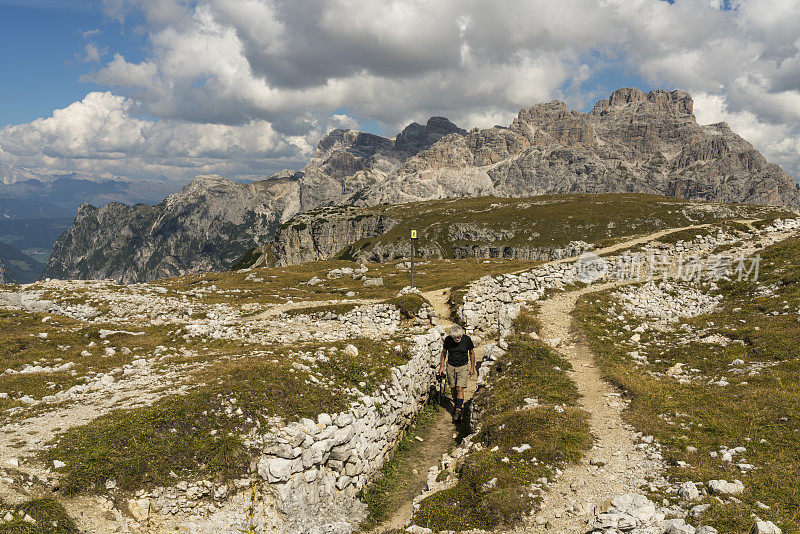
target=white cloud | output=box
[3,0,800,182]
[82,42,104,63]
[0,92,312,181]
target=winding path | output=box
[514,283,664,532]
[376,222,731,533]
[374,288,481,533]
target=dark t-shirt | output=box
[443,335,474,366]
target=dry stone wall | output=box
[128,326,444,533]
[456,219,800,335]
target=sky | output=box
[0,0,799,184]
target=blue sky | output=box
[0,2,112,125]
[0,0,798,183]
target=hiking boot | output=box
[453,408,462,423]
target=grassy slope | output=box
[0,309,176,419]
[163,257,543,305]
[284,194,792,262]
[575,237,800,533]
[46,337,409,496]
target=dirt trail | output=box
[374,288,480,533]
[247,297,381,320]
[514,282,663,533]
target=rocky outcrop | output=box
[41,175,302,283]
[452,240,593,262]
[0,259,13,284]
[298,116,465,211]
[360,88,800,209]
[0,242,46,284]
[270,210,397,267]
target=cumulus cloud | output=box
[2,0,800,182]
[0,92,313,180]
[694,92,800,178]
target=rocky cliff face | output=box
[41,175,302,283]
[297,117,466,210]
[44,89,800,282]
[44,117,465,282]
[360,88,800,208]
[265,208,397,267]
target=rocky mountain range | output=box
[356,88,800,207]
[41,118,465,282]
[42,88,800,283]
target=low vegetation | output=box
[0,309,175,419]
[386,294,428,319]
[359,403,442,530]
[162,257,540,306]
[413,336,592,531]
[510,305,542,336]
[0,498,77,533]
[575,237,800,533]
[46,337,409,496]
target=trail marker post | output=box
[410,229,418,288]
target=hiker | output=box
[439,324,475,423]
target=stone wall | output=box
[128,326,445,533]
[456,219,800,335]
[452,240,592,262]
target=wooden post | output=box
[410,229,417,288]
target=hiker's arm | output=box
[469,349,476,376]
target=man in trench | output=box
[438,324,475,423]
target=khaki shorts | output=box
[446,363,469,389]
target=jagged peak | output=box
[395,116,465,151]
[591,88,694,117]
[185,174,233,188]
[315,129,392,155]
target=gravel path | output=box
[515,282,665,533]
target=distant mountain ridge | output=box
[0,174,184,215]
[0,242,45,283]
[41,118,465,283]
[42,89,800,283]
[356,88,800,207]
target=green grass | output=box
[268,194,792,265]
[413,336,591,531]
[511,305,542,336]
[359,403,442,530]
[0,498,77,533]
[386,294,428,319]
[575,237,800,533]
[46,337,410,497]
[473,337,580,418]
[0,309,176,416]
[159,257,542,306]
